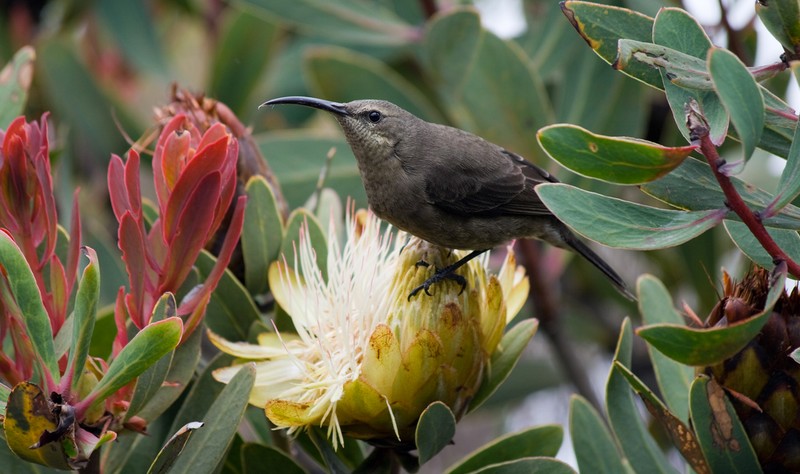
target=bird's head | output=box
[261,96,417,156]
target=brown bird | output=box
[262,97,633,300]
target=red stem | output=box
[695,129,800,277]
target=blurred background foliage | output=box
[1,0,795,470]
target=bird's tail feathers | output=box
[565,236,635,301]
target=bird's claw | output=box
[407,268,467,300]
[415,259,430,268]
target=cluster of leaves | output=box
[2,0,800,473]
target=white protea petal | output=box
[207,329,291,359]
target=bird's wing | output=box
[423,147,557,217]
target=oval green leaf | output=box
[612,362,710,472]
[689,376,761,473]
[446,425,563,474]
[537,124,695,184]
[416,401,456,465]
[536,183,725,250]
[242,175,284,295]
[84,317,182,411]
[560,1,659,88]
[708,48,765,162]
[166,363,255,472]
[637,275,693,422]
[724,220,800,269]
[756,0,800,52]
[770,114,800,214]
[0,232,58,383]
[280,208,328,281]
[569,395,626,474]
[637,263,786,366]
[66,247,100,393]
[606,318,675,474]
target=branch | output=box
[685,101,800,277]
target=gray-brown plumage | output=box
[262,96,633,300]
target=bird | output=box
[261,96,633,300]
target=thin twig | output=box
[686,102,800,277]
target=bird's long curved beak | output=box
[260,96,350,116]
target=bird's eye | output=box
[367,111,382,123]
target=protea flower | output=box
[211,209,530,449]
[701,268,800,473]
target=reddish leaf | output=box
[153,115,190,210]
[160,173,221,292]
[118,212,148,328]
[179,195,246,326]
[162,135,229,241]
[65,190,81,294]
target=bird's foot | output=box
[408,266,467,300]
[415,259,430,268]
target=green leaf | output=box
[84,317,182,411]
[416,401,456,465]
[280,208,328,280]
[472,457,577,474]
[423,8,553,159]
[724,220,800,268]
[637,275,692,422]
[536,183,725,250]
[147,421,204,474]
[96,0,167,76]
[559,1,659,88]
[708,48,764,162]
[66,247,100,393]
[0,46,35,128]
[537,124,695,184]
[0,232,58,383]
[637,263,786,366]
[569,395,627,474]
[134,320,202,422]
[242,176,285,295]
[236,0,416,46]
[612,362,710,472]
[652,8,728,146]
[605,318,675,474]
[470,319,538,411]
[305,46,443,123]
[210,9,277,115]
[168,352,234,436]
[689,376,761,473]
[195,250,262,341]
[167,364,255,472]
[256,132,365,210]
[642,158,800,229]
[770,115,800,213]
[241,443,306,474]
[446,425,563,474]
[756,0,800,52]
[125,294,177,421]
